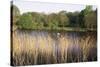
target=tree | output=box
[12,5,20,17]
[15,5,97,30]
[11,4,20,31]
[83,5,92,15]
[78,5,93,28]
[31,12,45,28]
[83,5,97,28]
[84,11,97,28]
[16,13,33,29]
[78,10,85,28]
[11,4,20,23]
[58,11,69,27]
[47,13,59,29]
[67,12,79,27]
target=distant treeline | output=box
[11,5,97,31]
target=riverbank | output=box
[16,27,97,32]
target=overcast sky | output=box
[13,0,97,14]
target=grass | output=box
[11,30,97,66]
[18,26,97,32]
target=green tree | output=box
[47,13,59,29]
[83,5,97,28]
[67,12,79,27]
[12,5,20,17]
[84,11,97,28]
[58,11,69,27]
[84,5,92,15]
[11,4,20,31]
[78,10,85,28]
[78,5,93,28]
[31,12,45,29]
[16,13,33,29]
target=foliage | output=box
[58,11,69,27]
[84,11,97,28]
[16,13,33,29]
[11,5,20,31]
[13,5,97,31]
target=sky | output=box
[13,0,97,14]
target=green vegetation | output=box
[12,5,97,31]
[11,4,97,66]
[11,4,20,31]
[16,13,33,29]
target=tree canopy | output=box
[11,4,20,31]
[12,5,97,31]
[12,5,20,17]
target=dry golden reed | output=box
[12,31,97,66]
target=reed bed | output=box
[11,30,97,66]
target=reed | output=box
[12,31,97,66]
